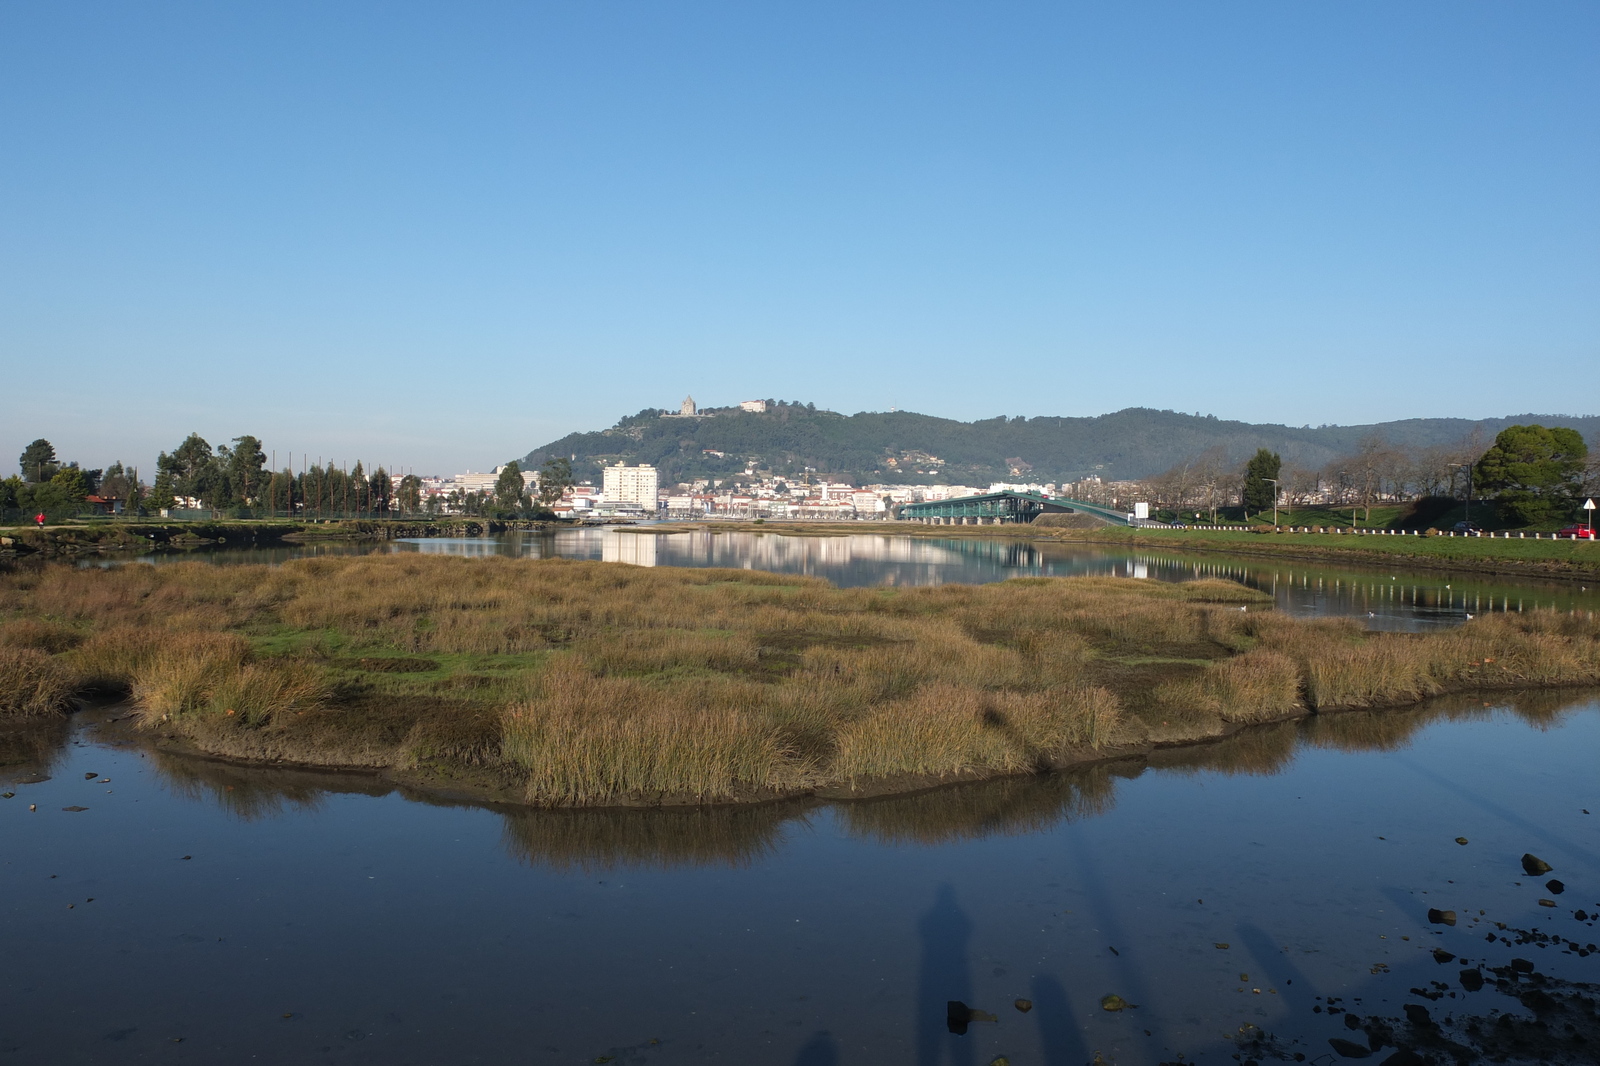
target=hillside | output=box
[519,403,1600,487]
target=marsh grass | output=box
[1,554,1596,804]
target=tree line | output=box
[1139,424,1595,526]
[3,434,578,522]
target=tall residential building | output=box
[602,462,659,508]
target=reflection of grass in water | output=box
[837,768,1118,846]
[0,716,70,775]
[1304,687,1598,753]
[1145,721,1301,778]
[499,801,805,872]
[150,750,353,820]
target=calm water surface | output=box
[112,526,1600,632]
[3,693,1597,1065]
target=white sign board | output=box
[1133,502,1150,520]
[1584,498,1596,510]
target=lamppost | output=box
[1449,462,1473,526]
[1263,478,1280,527]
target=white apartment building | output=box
[738,400,767,413]
[602,463,659,508]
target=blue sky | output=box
[3,2,1596,476]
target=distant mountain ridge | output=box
[520,404,1600,487]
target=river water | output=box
[108,526,1599,632]
[3,692,1597,1065]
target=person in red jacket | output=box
[34,512,45,528]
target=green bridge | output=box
[896,491,1136,526]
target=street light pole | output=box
[1449,463,1473,525]
[1263,478,1280,526]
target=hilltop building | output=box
[739,400,767,413]
[680,396,697,416]
[602,462,659,509]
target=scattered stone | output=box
[1013,999,1032,1013]
[1,792,14,799]
[181,855,192,861]
[1100,994,1130,1012]
[1215,942,1230,950]
[1454,837,1468,845]
[1459,969,1484,992]
[1427,908,1456,925]
[1402,1004,1432,1027]
[1344,1013,1362,1030]
[29,804,36,811]
[1240,973,1249,981]
[1510,958,1534,973]
[61,806,89,812]
[989,1058,1010,1066]
[1576,910,1589,921]
[83,772,97,780]
[1380,1050,1424,1066]
[1327,1037,1372,1058]
[1521,853,1552,876]
[1431,949,1456,964]
[1546,879,1565,895]
[945,1001,997,1034]
[1538,899,1557,908]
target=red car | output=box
[1557,525,1596,539]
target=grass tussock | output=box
[1,554,1596,804]
[0,647,77,717]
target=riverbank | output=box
[677,520,1600,581]
[0,517,569,557]
[2,555,1597,807]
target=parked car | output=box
[1556,525,1596,539]
[1452,521,1482,533]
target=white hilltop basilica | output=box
[662,395,699,418]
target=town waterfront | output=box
[3,690,1596,1064]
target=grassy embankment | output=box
[2,555,1598,807]
[691,520,1600,580]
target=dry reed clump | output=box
[0,647,78,717]
[502,659,795,805]
[0,619,86,654]
[1153,650,1302,724]
[132,633,329,734]
[832,683,1120,782]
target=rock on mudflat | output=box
[1546,879,1565,894]
[1538,899,1557,908]
[1099,994,1130,1012]
[1459,969,1484,992]
[1327,1037,1372,1058]
[1427,908,1457,925]
[1013,999,1032,1013]
[1521,853,1553,875]
[1454,837,1468,845]
[1431,949,1456,964]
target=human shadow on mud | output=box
[916,883,976,1066]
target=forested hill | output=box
[519,404,1600,487]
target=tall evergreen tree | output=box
[18,439,58,482]
[1241,449,1281,516]
[1474,424,1588,525]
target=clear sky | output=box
[3,1,1596,477]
